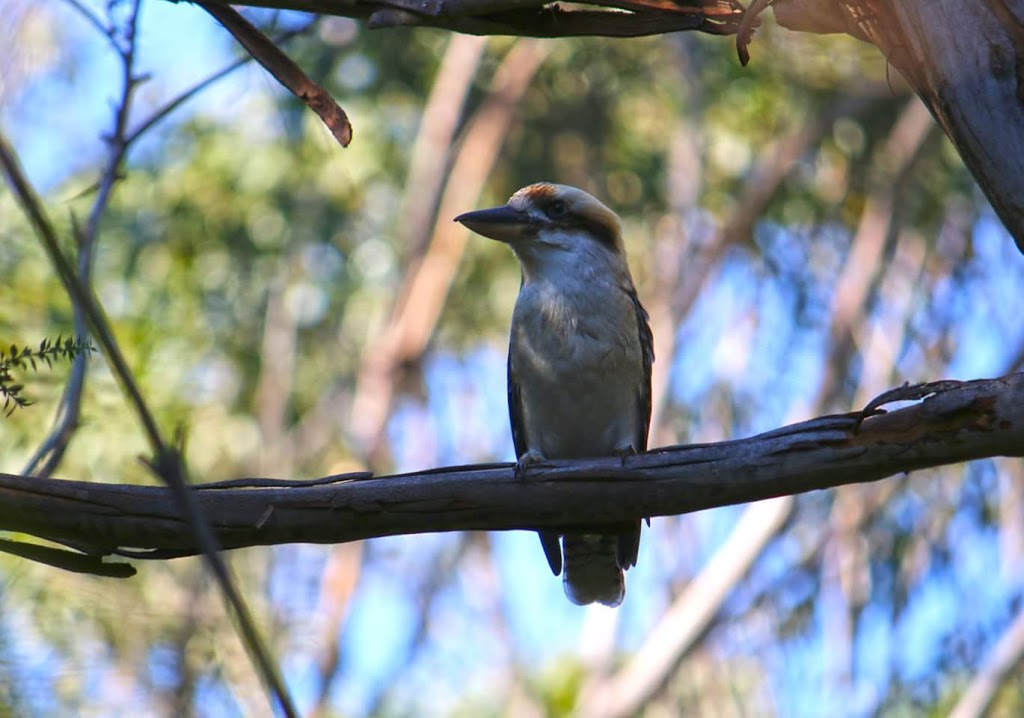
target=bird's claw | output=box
[614,444,638,467]
[514,449,546,480]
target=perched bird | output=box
[455,183,653,607]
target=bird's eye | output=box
[546,200,567,218]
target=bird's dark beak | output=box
[454,205,533,243]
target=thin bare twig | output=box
[125,21,319,149]
[1,5,329,710]
[25,0,146,478]
[0,136,164,449]
[1,120,303,716]
[735,0,769,65]
[0,537,135,577]
[0,132,300,718]
[23,7,317,474]
[61,0,116,48]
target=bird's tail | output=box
[561,524,640,607]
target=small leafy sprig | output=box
[1,336,96,416]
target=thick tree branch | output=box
[197,0,747,37]
[0,374,1021,562]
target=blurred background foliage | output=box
[2,0,1024,715]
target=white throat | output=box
[513,228,627,288]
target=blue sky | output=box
[6,0,256,192]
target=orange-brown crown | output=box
[509,183,623,252]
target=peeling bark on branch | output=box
[200,0,747,37]
[0,374,1021,566]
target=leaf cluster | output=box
[0,336,95,415]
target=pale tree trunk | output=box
[201,0,1024,250]
[775,0,1024,253]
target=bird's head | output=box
[454,184,625,270]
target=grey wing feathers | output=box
[616,286,654,572]
[507,352,528,460]
[509,350,564,577]
[628,285,654,452]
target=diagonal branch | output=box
[199,3,352,147]
[0,373,1020,561]
[124,21,320,149]
[0,119,300,718]
[26,0,147,478]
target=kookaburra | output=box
[455,183,653,607]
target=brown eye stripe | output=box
[512,183,623,251]
[558,214,620,251]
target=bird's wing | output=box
[507,349,528,460]
[615,285,654,571]
[627,285,655,452]
[508,342,563,576]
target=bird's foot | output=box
[613,444,638,467]
[514,449,546,481]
